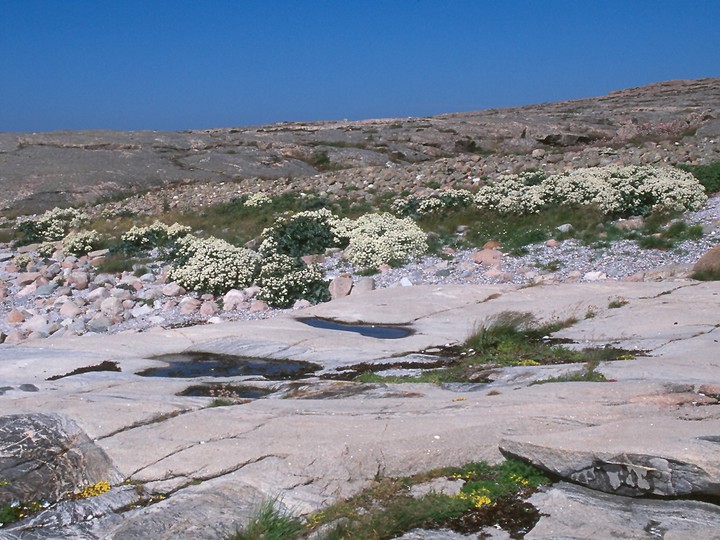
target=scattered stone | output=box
[162,282,187,297]
[693,243,720,275]
[583,271,607,281]
[250,300,269,312]
[329,276,353,299]
[87,315,112,332]
[351,277,375,295]
[199,301,218,317]
[698,384,720,399]
[6,309,26,324]
[471,249,503,267]
[179,297,201,314]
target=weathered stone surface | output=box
[0,282,718,538]
[3,78,718,217]
[500,417,720,497]
[527,482,720,540]
[471,248,503,267]
[329,275,353,300]
[693,243,720,275]
[0,413,122,505]
[162,282,186,297]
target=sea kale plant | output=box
[392,188,474,217]
[166,235,260,295]
[243,192,272,208]
[257,254,330,308]
[259,208,343,258]
[62,230,102,257]
[336,212,428,270]
[474,165,707,217]
[120,221,192,254]
[16,207,90,243]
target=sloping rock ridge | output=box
[1,78,719,214]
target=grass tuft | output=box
[229,498,304,540]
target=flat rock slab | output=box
[0,281,719,538]
[527,482,720,540]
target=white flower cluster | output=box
[121,221,191,251]
[475,166,707,216]
[13,253,32,271]
[244,192,272,208]
[62,230,101,257]
[16,207,90,242]
[257,254,329,307]
[392,189,474,217]
[167,235,260,294]
[36,242,57,259]
[337,212,428,270]
[474,171,547,214]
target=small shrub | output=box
[62,230,101,257]
[392,189,474,217]
[13,253,32,271]
[167,235,259,295]
[36,241,57,259]
[677,161,720,194]
[16,207,89,244]
[257,254,329,308]
[259,209,343,258]
[475,165,707,217]
[244,192,272,208]
[120,221,191,254]
[337,213,428,270]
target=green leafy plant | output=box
[15,207,90,244]
[259,209,342,258]
[353,312,634,384]
[676,161,720,194]
[257,254,330,308]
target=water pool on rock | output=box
[137,353,320,380]
[298,318,413,339]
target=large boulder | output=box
[0,413,123,505]
[693,243,720,278]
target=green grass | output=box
[531,360,607,385]
[225,459,549,539]
[229,499,304,540]
[303,459,548,539]
[352,311,634,385]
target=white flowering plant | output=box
[257,254,330,307]
[166,235,260,295]
[36,242,58,259]
[16,207,90,243]
[392,189,474,217]
[336,212,428,270]
[63,230,102,257]
[120,221,191,254]
[474,171,547,215]
[475,166,706,217]
[259,208,344,258]
[244,192,272,208]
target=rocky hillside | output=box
[1,78,719,215]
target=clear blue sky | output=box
[2,0,719,133]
